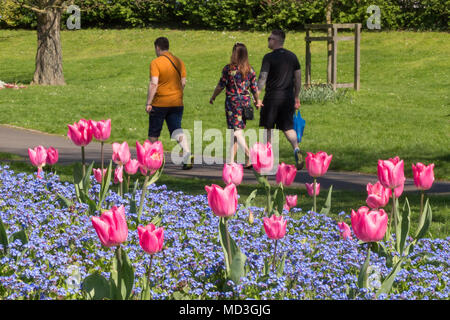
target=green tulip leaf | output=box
[82,272,111,300]
[376,257,406,297]
[415,199,432,240]
[399,198,411,255]
[0,217,9,254]
[277,253,286,277]
[110,246,135,300]
[319,185,333,215]
[99,160,113,207]
[244,189,258,209]
[9,229,28,246]
[357,246,371,289]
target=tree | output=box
[9,0,77,85]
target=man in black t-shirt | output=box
[256,29,304,170]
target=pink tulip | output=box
[91,205,128,247]
[377,156,405,190]
[28,145,47,168]
[337,222,352,240]
[125,159,140,175]
[90,119,111,142]
[263,214,287,240]
[138,223,164,255]
[249,142,274,174]
[305,151,332,178]
[412,162,435,191]
[67,119,93,147]
[222,163,244,186]
[112,142,130,166]
[46,146,58,165]
[392,183,404,199]
[276,162,297,186]
[93,168,107,184]
[366,181,391,209]
[305,182,320,197]
[114,165,123,184]
[351,206,388,243]
[284,195,297,211]
[28,146,47,178]
[136,140,164,173]
[204,184,238,218]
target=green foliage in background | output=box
[1,0,448,31]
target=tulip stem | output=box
[146,254,154,300]
[137,175,150,224]
[224,218,233,268]
[100,142,104,183]
[272,240,278,272]
[81,146,86,177]
[420,191,424,221]
[313,178,317,213]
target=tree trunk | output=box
[326,0,333,84]
[32,7,65,85]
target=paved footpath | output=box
[1,124,449,195]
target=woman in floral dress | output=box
[209,43,259,168]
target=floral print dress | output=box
[217,64,258,129]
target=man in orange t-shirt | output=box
[145,37,193,170]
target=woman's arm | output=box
[210,85,224,104]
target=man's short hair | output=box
[154,37,169,50]
[271,29,285,43]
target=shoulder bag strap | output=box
[161,54,181,79]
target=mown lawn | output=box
[0,28,449,181]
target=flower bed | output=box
[0,165,448,300]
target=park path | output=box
[1,124,449,195]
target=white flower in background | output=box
[65,265,81,291]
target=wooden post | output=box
[332,26,337,91]
[327,26,332,84]
[305,28,311,88]
[354,23,361,91]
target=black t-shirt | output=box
[260,48,301,100]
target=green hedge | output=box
[1,0,448,31]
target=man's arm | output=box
[294,69,301,109]
[256,71,268,109]
[146,76,159,113]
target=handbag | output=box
[233,76,254,121]
[293,109,306,143]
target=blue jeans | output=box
[148,106,184,138]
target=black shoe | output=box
[182,155,194,170]
[294,149,304,171]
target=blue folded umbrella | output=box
[293,109,306,143]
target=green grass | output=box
[0,29,449,181]
[1,157,448,239]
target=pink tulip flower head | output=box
[305,151,332,178]
[93,168,107,184]
[46,146,58,165]
[90,119,111,142]
[337,222,353,240]
[276,162,297,186]
[222,163,244,186]
[284,195,298,211]
[114,165,123,184]
[377,156,405,190]
[412,162,435,191]
[204,184,238,218]
[125,159,140,175]
[249,142,274,175]
[392,182,404,199]
[305,182,320,197]
[138,223,164,255]
[91,205,128,247]
[351,206,388,243]
[112,141,131,166]
[28,145,47,178]
[136,140,164,173]
[366,181,391,209]
[67,119,93,147]
[263,214,287,240]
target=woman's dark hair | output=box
[230,43,251,79]
[154,37,169,50]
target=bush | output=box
[1,0,448,31]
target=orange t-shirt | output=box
[150,52,186,107]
